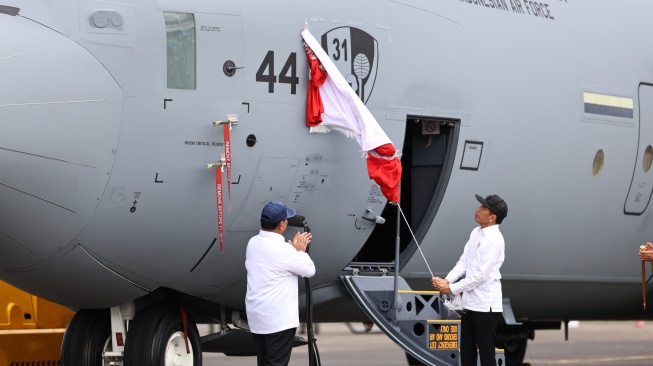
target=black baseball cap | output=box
[475,194,508,224]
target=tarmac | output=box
[201,321,653,366]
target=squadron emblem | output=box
[321,27,379,104]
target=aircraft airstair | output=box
[342,273,505,366]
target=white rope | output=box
[397,204,434,279]
[397,204,464,314]
[443,293,464,312]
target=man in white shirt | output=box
[245,201,315,366]
[432,194,508,366]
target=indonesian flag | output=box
[301,29,402,203]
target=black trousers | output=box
[460,310,501,366]
[252,327,297,366]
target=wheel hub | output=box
[165,331,193,366]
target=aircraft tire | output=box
[124,303,172,365]
[151,308,201,365]
[503,338,527,366]
[60,309,110,366]
[124,302,201,366]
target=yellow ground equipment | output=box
[0,281,75,366]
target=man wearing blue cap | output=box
[432,194,508,366]
[245,201,315,366]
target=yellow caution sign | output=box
[428,322,460,350]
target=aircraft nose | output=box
[0,13,122,269]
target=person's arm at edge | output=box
[449,238,500,295]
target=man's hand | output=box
[289,232,312,252]
[640,242,653,262]
[432,277,452,295]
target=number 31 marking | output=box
[256,51,299,94]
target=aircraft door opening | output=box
[624,84,653,215]
[350,116,459,266]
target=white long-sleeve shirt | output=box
[446,225,505,312]
[245,230,316,334]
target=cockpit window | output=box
[164,12,196,90]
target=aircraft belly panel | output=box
[0,13,121,269]
[0,245,147,309]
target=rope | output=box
[397,204,465,315]
[397,204,434,279]
[443,293,464,312]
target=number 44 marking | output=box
[256,51,299,94]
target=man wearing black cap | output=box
[432,194,508,366]
[245,201,315,366]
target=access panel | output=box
[625,84,653,214]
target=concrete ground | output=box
[201,321,653,365]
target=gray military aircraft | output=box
[1,0,652,365]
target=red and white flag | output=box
[301,29,401,203]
